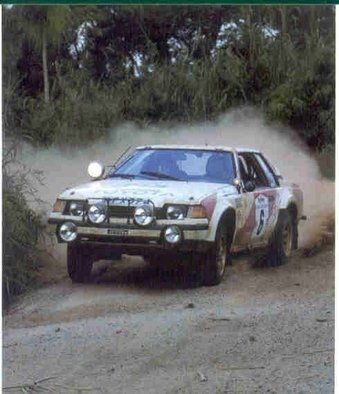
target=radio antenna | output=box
[110,145,131,169]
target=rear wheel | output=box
[201,224,228,286]
[266,210,294,267]
[67,243,93,283]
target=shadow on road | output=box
[91,257,203,291]
[88,247,331,292]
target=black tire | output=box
[67,243,93,283]
[201,223,229,286]
[266,210,294,267]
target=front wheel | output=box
[67,243,93,283]
[201,225,228,286]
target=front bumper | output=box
[48,214,212,253]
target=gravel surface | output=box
[3,248,334,394]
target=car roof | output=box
[136,145,260,154]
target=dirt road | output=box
[3,248,334,394]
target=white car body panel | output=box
[49,145,304,254]
[59,178,237,207]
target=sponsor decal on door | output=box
[252,194,269,238]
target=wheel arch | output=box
[216,208,236,246]
[279,189,302,220]
[287,202,298,222]
[286,202,298,250]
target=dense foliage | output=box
[3,5,335,149]
[3,147,45,307]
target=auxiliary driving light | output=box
[88,203,106,224]
[134,203,154,226]
[59,222,77,242]
[88,161,104,179]
[164,225,182,244]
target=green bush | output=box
[3,155,45,308]
[3,6,334,151]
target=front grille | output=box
[109,205,134,218]
[108,205,165,219]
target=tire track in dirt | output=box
[3,248,334,393]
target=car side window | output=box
[254,154,278,188]
[239,153,270,189]
[238,156,249,180]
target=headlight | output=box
[59,222,77,242]
[134,203,154,226]
[69,202,84,216]
[166,206,185,220]
[88,203,106,224]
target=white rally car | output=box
[48,145,304,286]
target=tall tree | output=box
[17,6,70,103]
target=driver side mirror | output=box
[244,180,255,192]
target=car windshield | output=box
[110,149,235,184]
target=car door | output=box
[233,152,280,249]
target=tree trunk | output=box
[42,28,49,104]
[280,6,287,36]
[245,6,254,68]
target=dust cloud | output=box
[17,107,334,249]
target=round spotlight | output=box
[164,225,182,244]
[88,203,106,224]
[88,161,104,179]
[134,203,154,226]
[59,222,77,242]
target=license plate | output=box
[107,229,129,236]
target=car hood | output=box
[59,178,237,206]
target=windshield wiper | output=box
[109,173,135,179]
[140,171,181,181]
